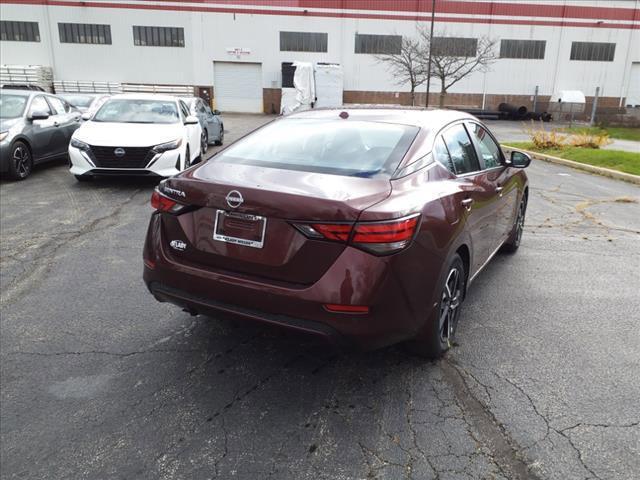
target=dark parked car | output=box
[185,96,224,154]
[143,109,530,358]
[0,90,81,180]
[1,84,46,92]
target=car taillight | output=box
[150,188,186,214]
[310,223,352,241]
[352,215,420,255]
[292,214,421,256]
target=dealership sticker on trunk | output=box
[170,240,187,251]
[213,210,266,249]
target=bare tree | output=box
[420,28,497,107]
[375,27,496,108]
[376,36,427,106]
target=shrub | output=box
[525,123,567,149]
[567,132,611,149]
[525,122,612,149]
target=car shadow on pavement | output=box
[73,175,161,189]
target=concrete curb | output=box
[501,146,640,185]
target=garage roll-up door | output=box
[626,63,640,108]
[213,62,263,113]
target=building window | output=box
[355,34,402,54]
[570,42,615,62]
[0,21,40,42]
[133,26,184,47]
[500,39,545,59]
[280,31,327,52]
[432,37,477,57]
[58,23,111,45]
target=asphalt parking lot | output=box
[1,115,639,480]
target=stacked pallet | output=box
[54,80,122,94]
[0,64,53,91]
[121,83,195,97]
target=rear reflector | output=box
[293,214,420,256]
[143,258,156,269]
[324,304,370,314]
[150,188,185,214]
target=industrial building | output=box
[1,0,639,114]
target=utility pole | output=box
[425,0,436,108]
[590,86,600,127]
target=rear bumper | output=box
[148,282,352,348]
[143,214,445,350]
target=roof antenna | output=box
[339,111,349,119]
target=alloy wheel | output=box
[201,131,208,155]
[215,125,224,145]
[439,267,462,344]
[184,147,191,169]
[514,199,527,247]
[13,145,32,179]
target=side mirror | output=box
[184,115,199,125]
[510,150,532,168]
[81,112,93,121]
[29,110,50,121]
[213,109,221,116]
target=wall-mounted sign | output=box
[226,47,251,58]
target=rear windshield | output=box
[213,118,419,178]
[92,99,179,124]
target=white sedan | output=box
[69,93,202,181]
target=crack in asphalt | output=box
[0,188,142,306]
[353,361,521,480]
[494,374,552,448]
[404,374,439,480]
[533,191,640,236]
[467,366,635,480]
[213,417,229,478]
[491,373,605,480]
[559,421,639,432]
[358,441,408,479]
[156,352,341,478]
[441,360,540,480]
[123,332,266,421]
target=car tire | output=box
[184,146,191,169]
[201,130,208,155]
[502,195,527,254]
[7,141,33,181]
[74,174,93,182]
[215,125,224,146]
[405,253,466,359]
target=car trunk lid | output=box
[158,163,391,285]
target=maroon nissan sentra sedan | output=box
[143,108,530,358]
